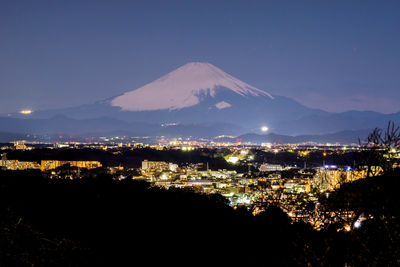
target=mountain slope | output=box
[111,62,273,111]
[5,62,400,136]
[27,62,322,132]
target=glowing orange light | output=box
[20,109,33,115]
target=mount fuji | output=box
[112,62,274,111]
[28,62,321,133]
[4,62,400,137]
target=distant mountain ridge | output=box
[3,62,400,136]
[0,116,244,139]
[0,118,372,144]
[233,130,371,144]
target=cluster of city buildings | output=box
[135,159,369,225]
[1,155,102,171]
[2,139,398,231]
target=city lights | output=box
[19,109,33,115]
[227,156,239,164]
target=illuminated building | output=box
[13,141,27,150]
[40,160,102,171]
[259,163,284,172]
[0,158,41,170]
[141,160,179,173]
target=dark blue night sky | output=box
[1,0,399,113]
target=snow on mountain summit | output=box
[111,62,273,111]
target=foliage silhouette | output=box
[0,170,315,266]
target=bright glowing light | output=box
[354,221,361,228]
[262,142,272,148]
[20,109,33,115]
[261,126,269,132]
[227,156,239,164]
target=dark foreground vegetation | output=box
[1,169,400,266]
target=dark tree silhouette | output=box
[357,121,400,177]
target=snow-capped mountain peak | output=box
[111,62,273,111]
